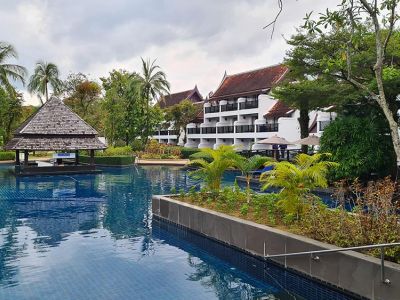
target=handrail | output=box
[265,242,400,284]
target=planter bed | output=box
[152,195,400,300]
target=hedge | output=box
[80,155,134,166]
[0,151,15,161]
[181,147,200,159]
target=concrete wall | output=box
[152,195,400,300]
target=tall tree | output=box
[101,70,132,146]
[138,58,170,144]
[0,87,23,143]
[28,61,62,105]
[303,0,400,168]
[0,42,26,96]
[272,79,340,152]
[101,69,164,147]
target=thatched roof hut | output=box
[5,96,106,151]
[5,96,106,176]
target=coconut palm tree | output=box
[139,58,170,104]
[0,42,27,95]
[234,155,272,202]
[137,58,170,144]
[189,145,241,193]
[260,153,338,218]
[28,61,62,105]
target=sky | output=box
[0,0,338,106]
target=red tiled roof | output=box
[264,101,292,118]
[159,86,203,108]
[210,64,289,101]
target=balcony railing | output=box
[217,126,234,134]
[220,103,237,112]
[236,125,255,133]
[160,130,169,135]
[169,130,180,135]
[205,106,220,114]
[256,123,278,132]
[201,127,216,134]
[187,128,200,134]
[239,100,258,110]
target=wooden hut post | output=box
[15,150,20,165]
[24,150,29,166]
[90,149,95,166]
[75,150,79,165]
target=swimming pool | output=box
[0,164,356,299]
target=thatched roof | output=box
[5,96,106,151]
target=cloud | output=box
[0,0,339,105]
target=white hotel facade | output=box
[184,64,335,150]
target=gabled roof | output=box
[264,101,292,118]
[5,96,106,150]
[210,64,289,101]
[15,96,98,135]
[159,86,203,109]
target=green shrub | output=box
[131,139,144,151]
[80,155,134,166]
[181,147,200,159]
[320,116,396,180]
[0,151,15,161]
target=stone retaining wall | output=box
[152,195,400,300]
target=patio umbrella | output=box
[293,134,320,146]
[257,134,293,145]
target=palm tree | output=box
[189,145,241,193]
[139,58,170,104]
[138,58,170,144]
[0,42,27,95]
[234,155,272,202]
[260,153,338,217]
[28,61,62,105]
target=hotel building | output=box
[184,64,335,150]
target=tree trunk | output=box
[298,106,310,153]
[45,82,48,103]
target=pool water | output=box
[0,164,355,299]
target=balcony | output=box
[236,125,255,133]
[220,103,237,112]
[187,128,200,134]
[159,130,169,135]
[169,130,180,135]
[205,106,219,114]
[201,127,216,134]
[239,100,258,110]
[217,126,234,134]
[256,123,278,132]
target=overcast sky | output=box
[0,0,338,105]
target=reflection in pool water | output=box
[0,164,354,299]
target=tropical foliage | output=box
[100,62,168,148]
[28,61,62,104]
[0,42,26,95]
[260,153,337,218]
[189,145,240,192]
[234,154,272,202]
